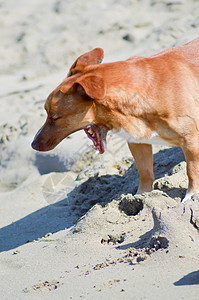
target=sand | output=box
[0,0,199,299]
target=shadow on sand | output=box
[174,270,199,286]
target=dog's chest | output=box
[116,128,170,145]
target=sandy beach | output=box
[0,0,199,299]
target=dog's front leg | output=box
[128,143,154,194]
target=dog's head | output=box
[31,48,109,153]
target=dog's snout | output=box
[31,138,40,151]
[31,124,57,152]
[31,125,46,151]
[31,127,43,150]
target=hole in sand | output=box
[101,233,125,245]
[149,236,169,250]
[119,195,144,216]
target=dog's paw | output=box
[181,191,199,203]
[181,192,193,203]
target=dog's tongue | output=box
[84,125,107,154]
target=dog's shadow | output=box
[174,270,199,286]
[0,147,185,252]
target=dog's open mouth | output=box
[84,125,108,154]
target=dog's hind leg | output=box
[182,139,199,202]
[128,143,154,194]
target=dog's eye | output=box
[52,116,61,121]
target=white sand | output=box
[0,0,199,299]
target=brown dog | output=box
[32,38,199,202]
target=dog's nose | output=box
[31,139,40,151]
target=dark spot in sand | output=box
[119,195,143,216]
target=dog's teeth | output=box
[88,128,94,134]
[87,128,96,137]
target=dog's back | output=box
[177,37,199,64]
[151,37,199,66]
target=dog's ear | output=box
[68,48,104,76]
[59,74,106,99]
[75,75,106,100]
